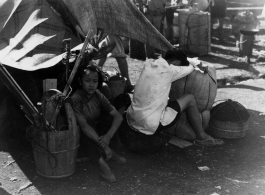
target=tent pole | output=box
[0,63,39,121]
[0,63,55,130]
[63,30,93,96]
[48,30,93,127]
[63,38,71,81]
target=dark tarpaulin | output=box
[0,0,81,70]
[60,0,173,51]
[0,0,173,71]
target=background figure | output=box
[210,0,227,44]
[98,35,134,92]
[165,1,175,44]
[232,10,259,49]
[146,0,167,31]
[145,0,167,58]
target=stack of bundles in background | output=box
[178,10,211,56]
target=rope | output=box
[65,86,72,99]
[206,79,211,111]
[26,126,58,169]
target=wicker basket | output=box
[209,119,248,139]
[103,66,126,98]
[208,99,250,139]
[107,75,126,98]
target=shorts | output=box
[156,100,181,133]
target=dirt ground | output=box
[1,18,265,195]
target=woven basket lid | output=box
[210,99,250,122]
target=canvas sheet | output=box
[62,0,172,51]
[0,0,173,71]
[0,0,82,70]
[0,0,22,33]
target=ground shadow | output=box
[0,188,11,195]
[218,83,265,91]
[1,108,265,194]
[200,53,249,69]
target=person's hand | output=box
[98,134,111,149]
[197,62,208,73]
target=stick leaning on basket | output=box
[45,30,94,130]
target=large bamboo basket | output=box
[33,100,80,178]
[169,63,217,113]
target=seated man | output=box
[122,49,223,152]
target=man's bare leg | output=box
[177,94,208,140]
[98,56,107,69]
[116,57,132,87]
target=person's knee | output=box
[177,93,196,111]
[185,93,196,107]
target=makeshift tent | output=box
[0,0,173,135]
[0,0,173,71]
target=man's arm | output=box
[171,64,194,82]
[187,57,208,72]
